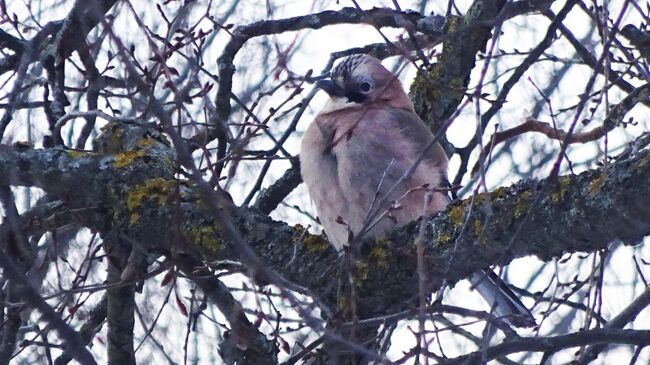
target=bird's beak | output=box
[316,79,347,97]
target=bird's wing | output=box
[332,107,449,239]
[390,113,536,327]
[300,114,352,251]
[387,108,449,173]
[390,108,452,206]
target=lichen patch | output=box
[114,150,146,168]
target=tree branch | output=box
[471,82,650,175]
[444,329,650,365]
[0,0,118,76]
[252,162,302,215]
[176,255,278,364]
[0,245,97,364]
[1,132,649,318]
[53,295,107,365]
[578,287,650,363]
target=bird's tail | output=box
[470,269,537,328]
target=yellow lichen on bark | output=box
[191,225,224,252]
[114,150,146,168]
[126,178,176,224]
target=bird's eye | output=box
[359,81,372,93]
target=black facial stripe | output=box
[346,91,367,103]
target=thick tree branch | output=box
[252,162,302,215]
[0,29,25,53]
[105,237,136,365]
[1,133,649,319]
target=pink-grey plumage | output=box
[300,54,535,327]
[301,55,448,250]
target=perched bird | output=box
[300,54,535,327]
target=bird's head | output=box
[316,54,412,112]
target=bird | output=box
[300,54,535,328]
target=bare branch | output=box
[445,329,650,365]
